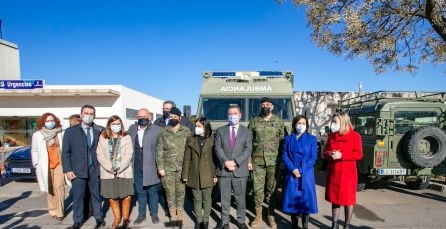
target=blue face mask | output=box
[228,115,240,126]
[45,121,56,129]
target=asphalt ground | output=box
[0,170,445,228]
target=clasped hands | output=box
[224,160,237,171]
[330,150,342,160]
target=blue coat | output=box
[282,133,318,214]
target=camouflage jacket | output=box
[156,125,191,172]
[248,114,285,166]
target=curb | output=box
[429,182,445,193]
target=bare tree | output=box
[282,0,446,73]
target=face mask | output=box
[260,107,271,117]
[82,115,94,125]
[137,118,149,126]
[168,119,179,126]
[195,127,205,137]
[45,121,56,129]
[296,124,306,134]
[330,122,340,133]
[228,115,239,126]
[110,124,122,133]
[163,111,170,119]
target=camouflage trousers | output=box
[160,171,185,209]
[252,164,279,210]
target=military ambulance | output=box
[338,91,446,190]
[195,71,296,130]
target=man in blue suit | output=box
[62,105,105,229]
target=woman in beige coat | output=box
[31,113,65,221]
[96,115,134,229]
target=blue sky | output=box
[1,0,445,112]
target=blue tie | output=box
[86,127,93,166]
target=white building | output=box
[0,39,21,80]
[0,39,163,147]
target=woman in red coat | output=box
[324,112,363,229]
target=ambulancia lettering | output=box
[220,85,273,92]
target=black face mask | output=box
[163,111,170,119]
[137,118,150,126]
[168,119,179,126]
[260,107,271,117]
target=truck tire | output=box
[405,176,431,190]
[405,126,446,168]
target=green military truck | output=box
[195,71,296,130]
[332,91,446,190]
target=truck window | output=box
[353,115,375,136]
[248,98,293,121]
[394,111,438,135]
[200,98,245,121]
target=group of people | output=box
[31,97,363,229]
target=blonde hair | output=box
[333,112,353,135]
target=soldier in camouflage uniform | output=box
[156,107,191,223]
[248,97,285,229]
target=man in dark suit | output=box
[62,105,105,229]
[214,104,252,229]
[154,100,194,131]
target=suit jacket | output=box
[127,122,161,186]
[214,124,252,178]
[62,123,103,178]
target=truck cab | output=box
[196,71,296,130]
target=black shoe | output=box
[195,222,201,229]
[238,222,248,229]
[214,222,229,229]
[344,223,350,229]
[151,215,160,224]
[331,220,339,229]
[67,223,82,229]
[133,214,146,224]
[95,220,105,228]
[200,222,209,229]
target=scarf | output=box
[40,127,62,146]
[108,137,122,171]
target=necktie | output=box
[86,127,93,166]
[230,126,236,148]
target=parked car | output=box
[3,146,36,180]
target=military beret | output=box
[170,107,182,117]
[260,97,273,104]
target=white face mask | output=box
[296,124,306,134]
[330,122,340,133]
[82,115,94,125]
[228,115,240,126]
[45,121,56,129]
[195,127,205,137]
[110,124,122,133]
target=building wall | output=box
[0,85,163,147]
[0,39,20,80]
[294,91,360,135]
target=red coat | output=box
[323,128,363,205]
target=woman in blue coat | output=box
[282,115,318,229]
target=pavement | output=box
[1,171,446,228]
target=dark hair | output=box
[102,115,128,138]
[195,117,213,138]
[291,115,309,134]
[81,104,96,114]
[37,113,62,130]
[228,104,241,112]
[163,100,176,107]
